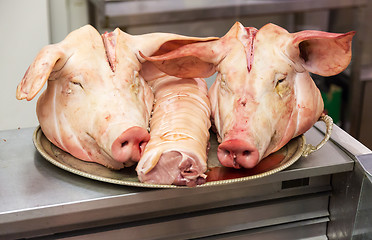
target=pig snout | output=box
[111,126,150,166]
[217,139,259,169]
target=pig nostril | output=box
[121,141,128,148]
[139,141,147,151]
[222,149,230,157]
[243,150,250,156]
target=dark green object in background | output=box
[321,84,342,126]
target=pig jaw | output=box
[85,118,151,168]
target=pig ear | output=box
[16,45,66,101]
[139,40,220,79]
[290,30,355,76]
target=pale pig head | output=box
[16,25,154,169]
[141,22,355,169]
[16,25,218,169]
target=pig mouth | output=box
[217,139,259,169]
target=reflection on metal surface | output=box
[352,173,372,239]
[327,153,372,240]
[52,193,329,239]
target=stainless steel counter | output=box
[1,124,369,239]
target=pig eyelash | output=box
[275,78,286,89]
[219,74,232,92]
[130,76,140,94]
[275,75,289,98]
[71,81,84,89]
[274,73,287,86]
[277,78,285,84]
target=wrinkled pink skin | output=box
[16,25,216,170]
[142,22,355,169]
[136,63,211,186]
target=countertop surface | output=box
[1,124,369,238]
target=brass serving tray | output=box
[33,115,333,188]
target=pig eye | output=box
[130,75,140,94]
[275,73,287,87]
[275,74,290,98]
[70,81,84,89]
[219,74,231,92]
[276,77,285,85]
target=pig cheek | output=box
[37,89,93,162]
[259,91,296,157]
[36,91,64,150]
[36,84,69,151]
[294,76,324,136]
[59,85,98,159]
[215,81,236,141]
[93,91,150,159]
[250,107,273,160]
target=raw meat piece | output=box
[136,63,211,186]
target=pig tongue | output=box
[217,139,259,169]
[111,126,150,167]
[138,151,206,187]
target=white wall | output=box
[49,0,89,43]
[0,0,50,130]
[0,0,88,131]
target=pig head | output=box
[16,25,154,169]
[141,22,355,169]
[16,25,215,169]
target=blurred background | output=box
[1,0,372,149]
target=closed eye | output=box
[274,73,288,98]
[71,81,84,89]
[276,77,285,86]
[275,73,287,87]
